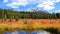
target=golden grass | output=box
[0,19,60,31]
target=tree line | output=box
[0,8,60,19]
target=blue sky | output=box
[0,0,60,13]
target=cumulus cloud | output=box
[4,0,29,8]
[3,0,60,10]
[37,4,55,10]
[37,0,60,10]
[3,0,39,8]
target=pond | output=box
[2,30,51,34]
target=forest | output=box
[0,8,60,19]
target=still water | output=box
[3,30,51,34]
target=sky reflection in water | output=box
[4,30,50,34]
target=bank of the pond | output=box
[0,19,60,32]
[0,23,60,32]
[0,25,60,34]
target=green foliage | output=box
[0,8,59,19]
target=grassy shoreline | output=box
[0,19,60,32]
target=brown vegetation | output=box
[0,19,60,30]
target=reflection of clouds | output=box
[12,32,19,34]
[37,30,50,34]
[11,30,19,34]
[32,31,37,34]
[19,30,26,34]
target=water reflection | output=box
[3,30,50,34]
[11,30,19,34]
[37,30,50,34]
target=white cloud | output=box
[5,0,29,8]
[3,0,40,8]
[37,0,60,10]
[54,0,60,2]
[3,0,60,10]
[3,0,9,3]
[37,4,55,10]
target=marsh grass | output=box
[0,19,60,34]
